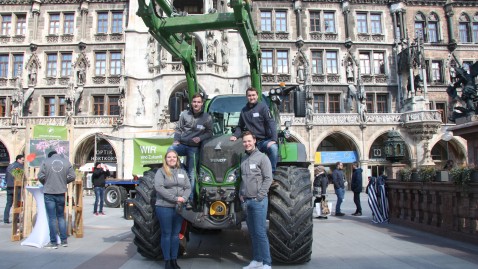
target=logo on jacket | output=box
[210,158,226,163]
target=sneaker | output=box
[335,212,345,216]
[44,242,58,249]
[4,221,11,224]
[316,216,328,219]
[61,240,68,247]
[99,212,106,216]
[243,260,263,269]
[354,212,362,216]
[262,265,272,269]
[94,212,98,216]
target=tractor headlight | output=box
[199,168,213,183]
[225,168,239,183]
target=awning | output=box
[79,163,117,172]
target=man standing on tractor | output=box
[169,93,212,208]
[230,87,278,172]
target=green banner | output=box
[33,125,68,140]
[132,138,174,176]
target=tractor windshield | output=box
[207,95,247,135]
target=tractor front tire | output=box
[269,166,313,264]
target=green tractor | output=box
[132,0,313,264]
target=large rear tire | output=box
[269,166,313,264]
[131,170,186,260]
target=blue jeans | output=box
[44,193,67,243]
[335,188,345,214]
[94,187,105,213]
[256,139,278,172]
[245,197,271,266]
[169,143,198,201]
[3,187,13,222]
[155,206,183,261]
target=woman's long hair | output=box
[163,149,180,178]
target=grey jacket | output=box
[174,109,213,147]
[240,148,273,201]
[5,161,23,187]
[38,154,76,194]
[154,167,191,208]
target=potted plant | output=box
[10,168,24,181]
[398,167,412,182]
[453,167,473,187]
[449,167,462,182]
[418,166,436,182]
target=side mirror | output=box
[169,96,181,122]
[293,89,306,117]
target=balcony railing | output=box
[0,116,120,128]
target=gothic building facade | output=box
[0,0,476,181]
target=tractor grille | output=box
[200,136,244,182]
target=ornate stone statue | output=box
[206,31,217,63]
[446,61,478,121]
[28,63,37,86]
[77,63,86,85]
[346,61,354,81]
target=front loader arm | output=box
[137,0,262,101]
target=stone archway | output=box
[368,132,411,178]
[431,139,466,168]
[74,135,117,178]
[0,140,11,173]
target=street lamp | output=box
[442,129,453,160]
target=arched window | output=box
[414,12,426,41]
[427,13,439,43]
[473,13,478,43]
[459,13,471,43]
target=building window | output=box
[110,52,121,75]
[112,12,123,33]
[44,96,66,116]
[97,12,108,34]
[329,94,340,113]
[357,12,382,34]
[459,13,471,43]
[357,13,368,34]
[373,52,385,74]
[64,13,74,35]
[1,15,12,36]
[0,55,8,78]
[311,51,323,74]
[310,12,320,32]
[95,52,107,76]
[276,50,288,74]
[435,102,447,123]
[49,14,60,35]
[370,14,382,34]
[260,11,272,32]
[279,93,293,113]
[13,54,23,77]
[262,50,273,73]
[359,53,371,74]
[430,60,443,83]
[376,94,388,113]
[0,97,7,117]
[313,94,325,113]
[93,96,105,115]
[46,54,57,77]
[414,12,426,40]
[366,93,388,113]
[473,22,478,43]
[324,12,336,33]
[108,95,120,115]
[275,11,287,32]
[326,51,337,74]
[427,13,439,43]
[15,14,26,36]
[61,53,72,77]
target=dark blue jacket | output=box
[233,102,277,142]
[351,168,363,193]
[332,169,345,190]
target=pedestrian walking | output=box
[351,162,363,216]
[332,162,345,216]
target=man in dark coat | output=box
[351,162,363,216]
[4,155,24,224]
